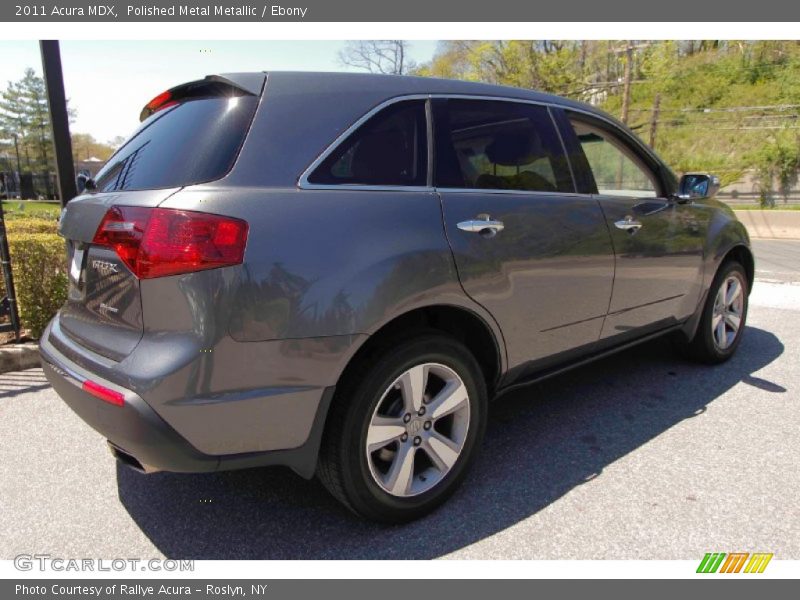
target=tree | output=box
[0,67,77,197]
[338,41,414,75]
[71,132,116,162]
[0,69,51,173]
[413,41,612,98]
[751,132,800,207]
[107,135,126,150]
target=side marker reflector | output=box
[82,380,125,407]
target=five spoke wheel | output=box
[365,363,470,497]
[711,274,745,350]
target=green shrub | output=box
[6,229,67,339]
[5,217,60,235]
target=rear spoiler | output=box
[139,73,265,122]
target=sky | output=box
[0,40,439,144]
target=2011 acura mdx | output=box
[41,72,753,522]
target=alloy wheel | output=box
[711,274,745,350]
[365,363,471,498]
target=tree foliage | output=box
[0,68,115,178]
[414,41,800,194]
[71,132,116,162]
[0,68,55,184]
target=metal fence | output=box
[0,171,59,200]
[0,201,21,340]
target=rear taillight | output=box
[92,206,248,279]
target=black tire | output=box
[686,261,749,364]
[317,333,488,523]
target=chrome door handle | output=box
[614,217,642,233]
[457,215,505,234]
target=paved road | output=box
[753,238,800,283]
[1,242,798,560]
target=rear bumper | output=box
[40,322,336,478]
[40,354,218,473]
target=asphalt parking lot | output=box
[1,240,798,560]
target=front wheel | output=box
[317,334,488,523]
[687,261,749,364]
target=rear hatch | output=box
[57,75,262,361]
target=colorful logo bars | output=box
[697,552,773,573]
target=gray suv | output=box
[41,72,753,522]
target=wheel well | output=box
[340,306,502,395]
[724,245,755,292]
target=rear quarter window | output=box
[307,100,428,187]
[94,95,258,192]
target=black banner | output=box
[3,579,796,599]
[3,0,799,22]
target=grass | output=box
[2,200,61,219]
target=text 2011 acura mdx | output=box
[41,72,753,522]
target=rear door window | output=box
[434,99,574,193]
[307,100,428,187]
[94,94,258,192]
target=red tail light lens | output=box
[92,206,248,279]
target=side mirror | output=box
[676,173,720,202]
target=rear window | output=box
[93,95,258,192]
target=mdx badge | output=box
[92,259,119,276]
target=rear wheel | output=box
[686,261,749,364]
[317,334,487,523]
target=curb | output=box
[0,342,40,374]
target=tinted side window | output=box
[94,95,258,192]
[434,99,573,193]
[308,100,427,186]
[569,119,658,198]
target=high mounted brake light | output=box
[145,90,173,111]
[92,206,248,279]
[138,76,258,122]
[140,90,180,121]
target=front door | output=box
[434,99,616,370]
[564,115,706,341]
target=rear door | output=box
[57,80,260,360]
[561,112,706,341]
[434,98,615,370]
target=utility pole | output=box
[620,43,633,125]
[649,93,662,149]
[40,40,77,207]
